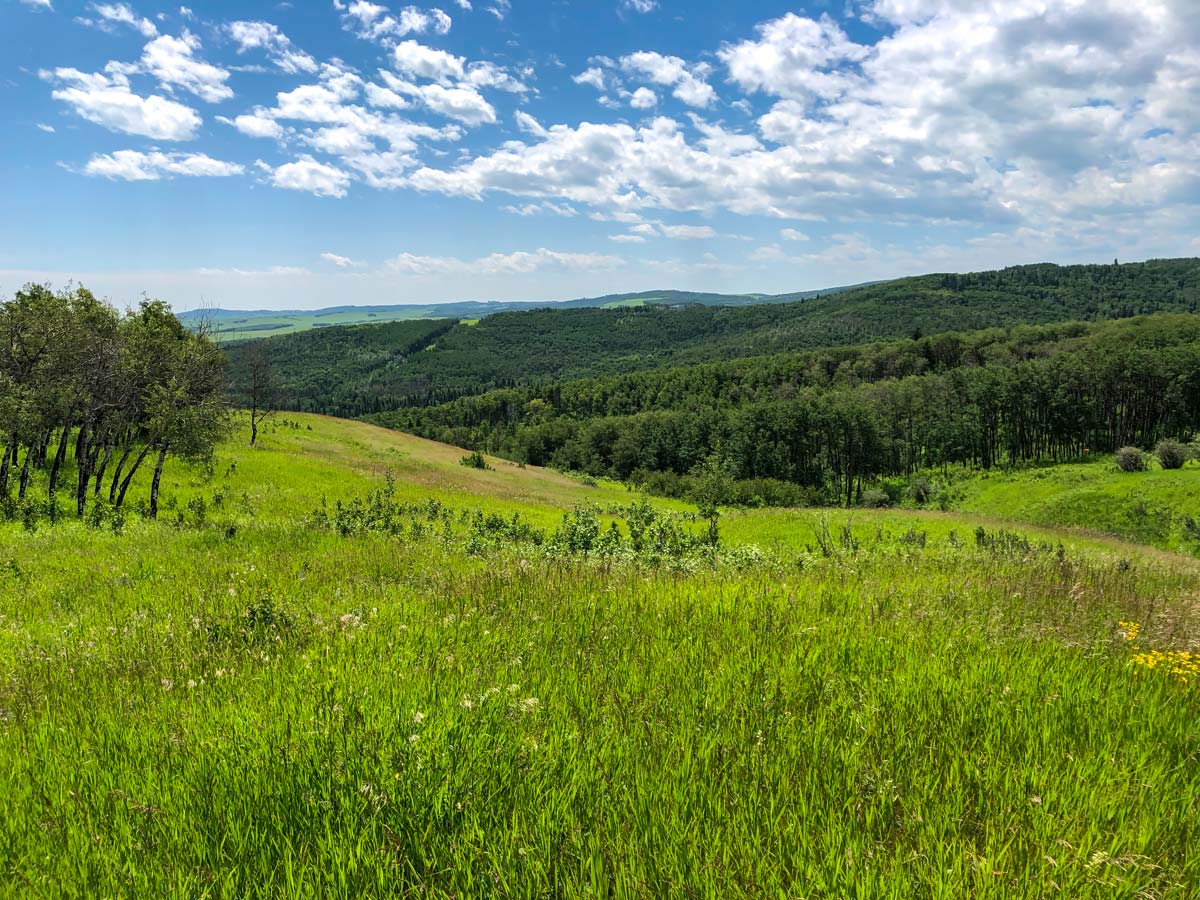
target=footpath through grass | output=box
[2,414,1198,898]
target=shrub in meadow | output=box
[1155,439,1188,470]
[1115,446,1146,472]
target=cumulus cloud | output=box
[622,0,656,12]
[337,1,452,44]
[629,87,656,109]
[83,150,244,180]
[780,227,808,241]
[620,51,716,108]
[401,0,1200,244]
[219,112,284,139]
[258,155,353,197]
[140,32,232,102]
[226,21,318,74]
[41,67,201,140]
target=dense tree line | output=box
[373,314,1200,505]
[0,285,226,520]
[224,318,455,417]
[225,258,1200,417]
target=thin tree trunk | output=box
[148,446,168,520]
[48,423,71,496]
[115,444,153,509]
[94,444,113,496]
[17,447,32,500]
[109,442,135,503]
[75,423,92,517]
[0,439,11,496]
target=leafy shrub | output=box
[860,489,891,509]
[909,476,933,505]
[1115,447,1146,473]
[1155,439,1188,470]
[460,450,490,470]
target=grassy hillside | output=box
[3,412,1199,897]
[225,257,1200,416]
[955,459,1200,554]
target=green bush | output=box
[1155,439,1188,470]
[1115,446,1146,473]
[459,450,490,470]
[861,488,891,509]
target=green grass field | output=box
[3,414,1198,898]
[954,460,1200,555]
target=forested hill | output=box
[226,257,1200,417]
[183,282,876,340]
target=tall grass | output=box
[1,414,1198,898]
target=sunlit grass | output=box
[2,413,1198,898]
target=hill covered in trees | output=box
[373,314,1200,506]
[182,283,875,341]
[227,257,1200,417]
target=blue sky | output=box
[2,0,1198,310]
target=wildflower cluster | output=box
[1130,648,1199,684]
[1117,621,1141,642]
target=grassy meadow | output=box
[2,413,1199,898]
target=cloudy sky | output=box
[2,0,1198,310]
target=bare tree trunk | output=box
[0,439,11,496]
[109,443,135,503]
[115,444,152,509]
[18,446,32,500]
[148,445,168,520]
[251,407,258,447]
[94,444,113,496]
[75,423,92,517]
[48,423,71,496]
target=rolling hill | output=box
[225,257,1200,417]
[181,283,877,341]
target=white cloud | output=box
[392,40,465,82]
[219,112,284,139]
[42,67,201,140]
[629,87,656,109]
[513,110,546,137]
[573,67,606,91]
[338,2,452,43]
[140,33,233,103]
[487,0,510,21]
[321,251,364,266]
[259,155,353,197]
[83,150,244,180]
[385,246,622,276]
[622,0,656,12]
[780,227,808,241]
[226,21,318,74]
[19,0,54,9]
[659,224,715,239]
[609,233,646,243]
[500,201,578,216]
[620,51,716,108]
[36,123,56,133]
[81,3,159,37]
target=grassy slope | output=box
[954,460,1200,554]
[2,414,1199,898]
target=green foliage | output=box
[459,449,490,470]
[1115,446,1147,472]
[383,313,1200,506]
[3,411,1200,897]
[1155,439,1188,470]
[231,258,1200,418]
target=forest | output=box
[0,285,226,521]
[373,314,1200,505]
[225,257,1200,417]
